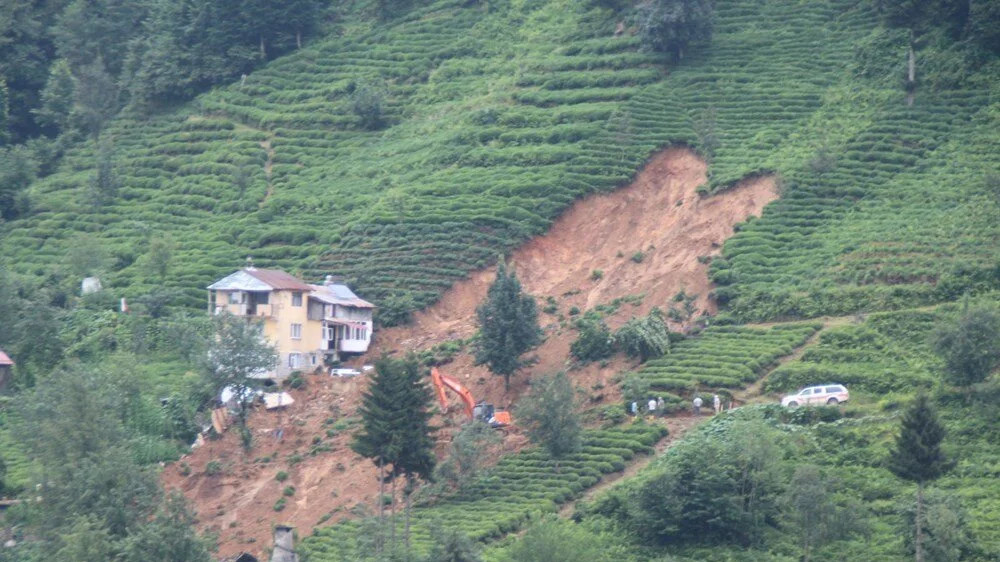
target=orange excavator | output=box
[430,367,511,428]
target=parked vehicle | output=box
[781,384,849,407]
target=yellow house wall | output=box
[210,287,328,375]
[266,289,323,359]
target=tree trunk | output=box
[404,476,413,550]
[296,30,302,49]
[260,35,267,60]
[915,483,925,562]
[390,474,397,550]
[377,460,385,555]
[906,30,916,106]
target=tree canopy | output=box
[515,372,582,469]
[475,260,541,390]
[637,0,714,61]
[932,303,1000,389]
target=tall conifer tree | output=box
[888,394,953,562]
[351,356,401,554]
[475,259,540,391]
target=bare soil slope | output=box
[165,148,778,558]
[376,147,779,406]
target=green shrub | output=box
[205,460,222,476]
[570,315,614,362]
[614,309,670,362]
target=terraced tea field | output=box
[4,0,993,322]
[631,324,820,398]
[298,423,667,560]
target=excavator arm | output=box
[430,367,475,418]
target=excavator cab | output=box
[472,402,494,422]
[474,401,511,428]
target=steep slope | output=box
[167,146,774,558]
[4,0,993,325]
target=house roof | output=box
[309,283,375,308]
[207,268,313,292]
[0,350,12,366]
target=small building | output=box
[207,266,374,378]
[0,350,12,390]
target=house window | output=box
[228,291,242,304]
[310,354,318,366]
[292,292,303,307]
[291,323,302,340]
[288,353,301,368]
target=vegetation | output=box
[569,314,614,363]
[637,0,714,61]
[932,302,1000,391]
[351,355,437,554]
[634,323,819,398]
[0,0,998,559]
[516,372,583,470]
[301,424,667,560]
[612,308,671,362]
[205,312,278,448]
[889,394,954,562]
[475,261,541,391]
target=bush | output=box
[205,460,222,476]
[570,315,614,362]
[275,471,289,482]
[614,309,670,362]
[351,81,385,131]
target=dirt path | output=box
[559,415,705,518]
[260,138,275,204]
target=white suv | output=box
[781,384,849,407]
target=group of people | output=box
[629,396,667,417]
[692,393,728,415]
[628,393,733,418]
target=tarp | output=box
[220,385,261,405]
[263,392,295,409]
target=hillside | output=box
[168,145,774,557]
[2,0,995,322]
[0,0,998,560]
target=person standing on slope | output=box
[692,395,703,416]
[713,394,721,414]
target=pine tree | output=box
[352,356,409,553]
[390,357,436,550]
[34,59,75,134]
[888,394,954,562]
[475,260,541,391]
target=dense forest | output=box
[0,0,998,560]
